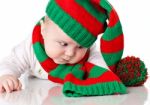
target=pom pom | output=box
[115,56,148,86]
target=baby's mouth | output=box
[61,58,69,62]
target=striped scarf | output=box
[32,24,126,97]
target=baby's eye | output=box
[59,42,68,46]
[78,46,83,49]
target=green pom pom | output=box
[115,56,148,86]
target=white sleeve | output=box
[0,35,34,78]
[87,43,109,69]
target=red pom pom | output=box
[114,56,148,86]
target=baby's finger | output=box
[0,84,3,93]
[1,87,5,93]
[2,81,11,93]
[17,81,22,90]
[7,79,14,91]
[0,85,5,93]
[10,77,19,90]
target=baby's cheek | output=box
[74,51,86,61]
[46,48,63,58]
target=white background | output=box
[0,0,150,71]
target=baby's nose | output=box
[65,49,75,57]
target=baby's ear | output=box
[40,19,46,38]
[44,15,50,22]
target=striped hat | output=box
[45,0,124,71]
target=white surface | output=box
[0,75,149,105]
[0,0,150,105]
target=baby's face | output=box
[41,17,88,64]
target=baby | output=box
[0,0,127,97]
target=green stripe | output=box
[88,65,107,78]
[71,64,85,79]
[75,0,107,23]
[33,42,48,62]
[49,65,72,79]
[46,0,96,48]
[102,21,123,41]
[49,64,84,80]
[63,81,127,97]
[102,50,123,66]
[100,0,112,13]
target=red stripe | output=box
[101,34,124,53]
[48,75,64,84]
[40,59,58,73]
[91,0,106,13]
[108,9,119,27]
[32,25,44,44]
[91,0,119,27]
[56,0,104,36]
[64,71,121,85]
[80,62,95,73]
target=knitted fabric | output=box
[115,56,148,86]
[32,0,126,97]
[46,0,124,71]
[32,24,126,97]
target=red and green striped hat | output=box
[46,0,124,71]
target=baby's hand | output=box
[0,75,22,93]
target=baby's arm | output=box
[0,35,33,93]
